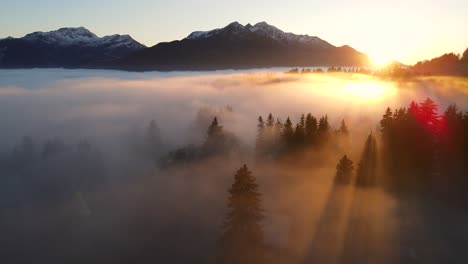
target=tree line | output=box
[287,67,372,74]
[219,97,468,263]
[379,98,468,196]
[255,113,349,160]
[2,97,467,263]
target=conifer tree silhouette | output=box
[219,164,265,264]
[356,133,378,187]
[335,155,354,184]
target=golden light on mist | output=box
[339,81,397,101]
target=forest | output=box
[1,95,467,263]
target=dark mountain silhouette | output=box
[0,27,145,68]
[119,22,370,70]
[411,49,468,76]
[0,22,370,70]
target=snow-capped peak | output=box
[249,22,329,46]
[186,21,246,40]
[97,34,146,49]
[186,28,221,40]
[185,21,332,47]
[23,27,99,44]
[20,27,145,49]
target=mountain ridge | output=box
[0,27,145,68]
[119,21,369,70]
[0,22,370,70]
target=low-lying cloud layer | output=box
[1,69,468,263]
[1,69,466,151]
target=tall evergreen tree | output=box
[273,118,284,149]
[203,117,225,154]
[356,133,378,187]
[274,118,283,135]
[255,116,266,158]
[305,113,318,144]
[299,114,305,130]
[293,123,305,146]
[207,117,223,138]
[282,117,294,147]
[318,115,330,143]
[265,113,276,155]
[219,165,265,264]
[420,97,440,131]
[335,155,354,184]
[338,119,351,151]
[380,107,393,134]
[266,113,275,128]
[439,104,465,193]
[339,119,349,135]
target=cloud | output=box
[0,70,467,149]
[2,69,468,263]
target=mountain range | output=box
[0,27,145,68]
[0,22,370,71]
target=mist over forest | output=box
[1,69,468,263]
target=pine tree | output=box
[263,113,276,156]
[379,107,395,181]
[318,115,329,131]
[266,113,275,128]
[204,117,225,154]
[219,165,265,264]
[207,117,223,137]
[273,118,283,149]
[335,155,354,184]
[380,107,393,133]
[356,133,378,187]
[338,119,350,151]
[299,114,305,130]
[274,118,283,135]
[255,116,266,158]
[440,104,464,188]
[409,101,420,119]
[282,117,294,147]
[339,119,349,135]
[293,123,305,145]
[318,115,330,142]
[419,97,440,131]
[305,113,318,144]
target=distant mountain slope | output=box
[119,22,370,70]
[0,22,370,70]
[0,27,145,68]
[411,49,468,76]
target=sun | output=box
[370,55,392,68]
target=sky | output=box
[0,0,467,65]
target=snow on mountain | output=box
[186,27,223,40]
[95,34,146,49]
[0,27,146,68]
[21,27,145,48]
[185,21,332,48]
[23,27,98,45]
